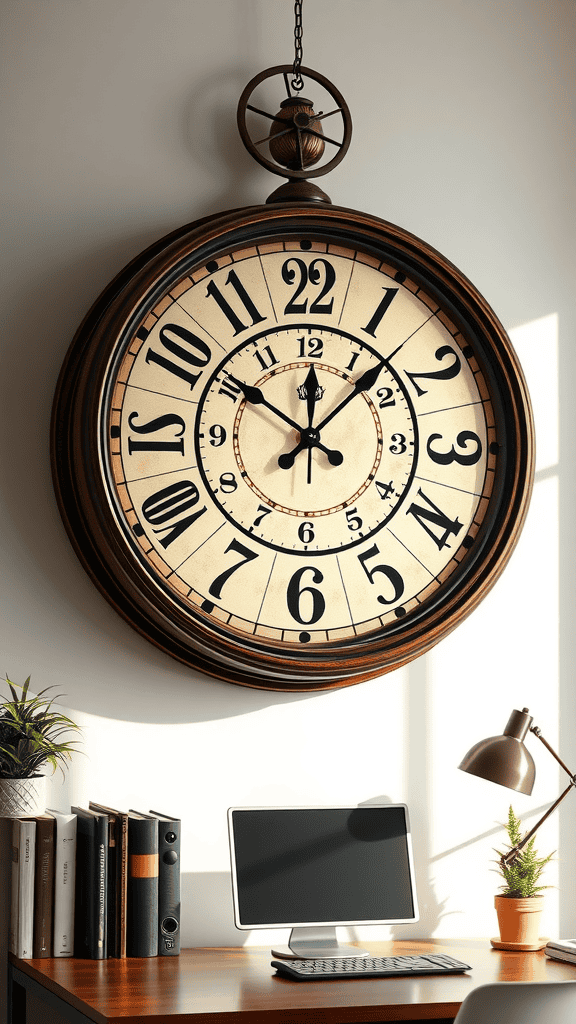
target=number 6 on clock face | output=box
[52,204,534,690]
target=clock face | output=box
[53,205,533,688]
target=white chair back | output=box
[454,980,576,1024]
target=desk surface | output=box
[9,939,576,1024]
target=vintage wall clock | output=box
[51,52,534,691]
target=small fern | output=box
[494,805,554,898]
[0,676,82,779]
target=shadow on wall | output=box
[183,65,271,212]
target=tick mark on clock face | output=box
[136,326,149,342]
[206,260,219,274]
[299,632,311,643]
[133,523,144,537]
[300,240,312,250]
[394,271,406,284]
[110,426,121,438]
[463,535,474,549]
[201,599,215,613]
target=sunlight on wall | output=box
[428,313,560,939]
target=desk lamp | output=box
[458,708,576,865]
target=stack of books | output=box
[544,939,576,965]
[9,804,180,960]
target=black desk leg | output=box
[8,973,26,1024]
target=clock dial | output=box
[53,204,533,688]
[110,240,493,645]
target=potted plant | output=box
[0,675,82,817]
[492,805,554,950]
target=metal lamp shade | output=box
[458,708,536,795]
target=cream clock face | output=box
[108,238,495,647]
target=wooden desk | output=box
[8,940,576,1024]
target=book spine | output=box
[51,814,77,956]
[94,815,108,959]
[117,813,128,958]
[155,817,181,956]
[73,809,108,959]
[33,816,55,957]
[10,819,36,959]
[73,812,94,958]
[545,947,576,964]
[127,817,158,957]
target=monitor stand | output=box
[271,926,369,960]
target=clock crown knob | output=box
[268,97,325,170]
[236,65,352,204]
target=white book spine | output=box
[47,810,77,956]
[9,819,36,959]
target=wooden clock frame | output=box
[51,201,534,691]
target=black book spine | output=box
[72,809,108,959]
[73,811,93,958]
[127,816,158,957]
[94,814,108,959]
[152,815,181,956]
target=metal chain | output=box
[292,0,304,92]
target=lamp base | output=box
[490,935,549,951]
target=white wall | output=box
[2,0,575,958]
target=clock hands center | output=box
[278,360,388,475]
[278,429,344,470]
[279,364,344,472]
[229,371,344,474]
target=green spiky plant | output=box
[494,805,554,898]
[0,676,82,779]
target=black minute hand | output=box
[228,376,301,432]
[316,361,386,432]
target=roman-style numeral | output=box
[127,411,185,455]
[362,287,399,337]
[217,375,242,402]
[406,488,463,550]
[206,270,266,335]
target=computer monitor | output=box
[227,804,418,959]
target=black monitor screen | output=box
[228,805,418,928]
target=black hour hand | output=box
[229,376,301,432]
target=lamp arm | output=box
[501,781,574,866]
[530,725,576,782]
[501,725,576,867]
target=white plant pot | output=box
[0,775,47,817]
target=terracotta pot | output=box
[0,775,47,817]
[494,894,545,949]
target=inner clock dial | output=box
[196,329,416,553]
